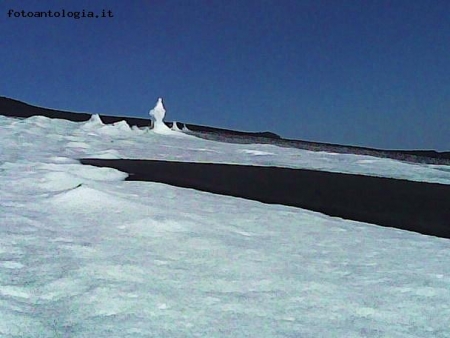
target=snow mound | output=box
[112,120,131,132]
[83,114,104,128]
[25,115,53,126]
[93,120,132,136]
[131,125,149,134]
[38,163,128,191]
[84,149,122,159]
[49,185,135,210]
[47,156,79,164]
[39,171,85,191]
[80,115,133,136]
[152,123,180,135]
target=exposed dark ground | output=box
[81,158,450,239]
[1,96,449,164]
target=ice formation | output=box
[149,97,171,133]
[149,97,165,122]
[171,121,181,131]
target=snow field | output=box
[0,114,450,337]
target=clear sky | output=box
[1,0,449,150]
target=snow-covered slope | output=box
[3,115,449,184]
[1,114,450,337]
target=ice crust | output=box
[0,114,450,337]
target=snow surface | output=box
[1,114,450,337]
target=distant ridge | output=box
[0,96,153,127]
[0,96,449,163]
[0,96,280,139]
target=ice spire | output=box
[171,121,181,131]
[149,97,171,133]
[149,97,166,125]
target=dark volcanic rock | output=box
[0,96,92,121]
[184,123,281,139]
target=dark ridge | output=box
[278,139,450,163]
[280,138,450,162]
[1,96,449,163]
[187,129,450,164]
[184,123,281,139]
[389,150,450,161]
[0,96,152,126]
[80,159,450,239]
[0,96,92,121]
[0,96,279,138]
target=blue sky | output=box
[1,0,449,150]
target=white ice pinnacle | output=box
[149,97,171,133]
[149,97,166,124]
